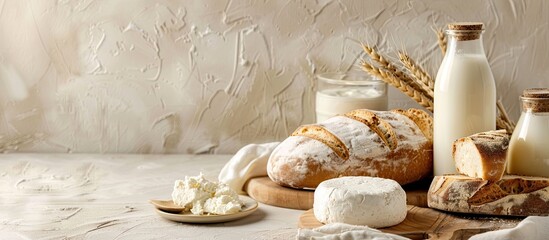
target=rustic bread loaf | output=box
[267,109,433,189]
[428,175,549,216]
[453,130,510,181]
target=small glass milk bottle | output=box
[507,88,549,177]
[433,22,496,175]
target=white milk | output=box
[433,53,496,175]
[507,112,549,177]
[315,88,387,122]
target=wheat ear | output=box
[362,44,409,81]
[361,61,434,111]
[398,51,434,97]
[496,118,510,134]
[435,28,447,55]
[361,44,433,100]
[496,100,516,133]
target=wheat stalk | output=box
[361,44,433,100]
[362,44,397,72]
[496,118,510,133]
[435,28,447,55]
[496,100,516,133]
[362,44,409,81]
[398,51,434,97]
[361,61,434,111]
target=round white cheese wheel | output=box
[313,176,407,228]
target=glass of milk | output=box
[315,72,387,123]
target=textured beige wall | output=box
[0,0,547,154]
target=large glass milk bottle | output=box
[433,22,496,175]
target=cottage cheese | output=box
[172,173,242,215]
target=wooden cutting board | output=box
[299,206,522,240]
[244,177,430,210]
[244,177,314,210]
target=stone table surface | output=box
[0,154,301,239]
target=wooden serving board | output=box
[299,206,522,240]
[244,177,314,210]
[244,177,430,210]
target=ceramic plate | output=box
[154,196,259,223]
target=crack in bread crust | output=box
[391,108,433,142]
[344,109,397,150]
[468,178,549,206]
[291,125,350,160]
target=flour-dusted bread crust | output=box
[428,175,549,216]
[291,125,349,160]
[392,108,433,142]
[344,109,398,150]
[453,130,510,181]
[267,109,433,189]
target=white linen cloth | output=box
[297,217,549,240]
[296,223,410,240]
[470,216,549,240]
[218,142,279,194]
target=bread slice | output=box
[428,175,549,216]
[344,109,397,150]
[452,130,510,182]
[291,125,349,160]
[392,109,433,142]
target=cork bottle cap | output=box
[447,22,484,41]
[521,88,549,112]
[448,22,484,31]
[523,88,549,98]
